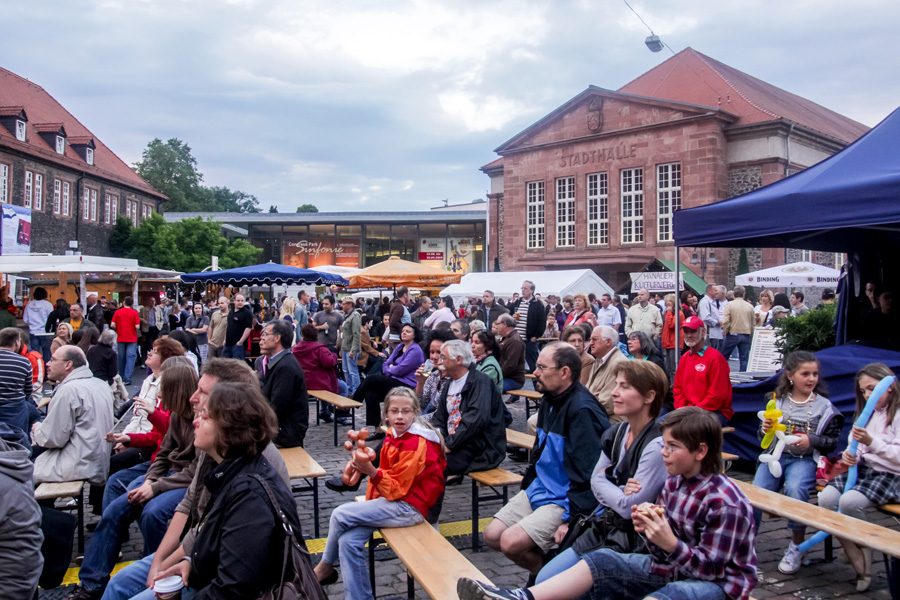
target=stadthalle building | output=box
[482,48,868,289]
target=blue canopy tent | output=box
[181,262,350,287]
[672,106,900,461]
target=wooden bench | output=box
[37,396,51,409]
[366,520,494,600]
[308,389,364,445]
[36,480,86,553]
[278,447,327,538]
[734,478,900,571]
[506,428,534,451]
[468,468,524,551]
[507,388,542,419]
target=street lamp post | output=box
[690,248,718,281]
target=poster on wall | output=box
[447,237,474,274]
[418,238,446,271]
[1,204,31,255]
[283,238,360,269]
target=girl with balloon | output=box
[751,351,843,576]
[819,363,900,592]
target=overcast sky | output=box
[3,0,898,213]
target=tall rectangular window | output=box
[586,172,608,246]
[54,179,62,214]
[56,136,65,154]
[90,189,98,222]
[800,249,813,262]
[34,174,43,211]
[0,164,8,204]
[62,182,70,216]
[621,167,644,244]
[526,181,545,249]
[86,148,94,165]
[24,171,33,208]
[112,196,118,224]
[656,163,681,242]
[83,189,91,220]
[105,194,112,224]
[555,176,575,247]
[15,121,26,141]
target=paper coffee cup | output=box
[153,575,184,599]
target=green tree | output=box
[109,217,133,257]
[124,215,261,272]
[133,138,206,212]
[736,248,756,303]
[205,186,261,213]
[268,205,279,213]
[296,204,319,213]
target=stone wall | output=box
[727,166,762,199]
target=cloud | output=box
[1,0,898,214]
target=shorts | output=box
[494,490,566,552]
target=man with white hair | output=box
[584,325,626,422]
[431,340,506,476]
[32,345,114,485]
[698,283,725,350]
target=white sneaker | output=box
[778,542,805,574]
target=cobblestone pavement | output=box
[42,367,896,599]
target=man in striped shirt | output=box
[511,281,546,373]
[0,327,34,443]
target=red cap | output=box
[681,316,704,330]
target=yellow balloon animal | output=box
[758,397,786,449]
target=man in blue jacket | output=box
[483,342,609,576]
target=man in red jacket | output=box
[673,316,733,425]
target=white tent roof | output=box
[0,254,181,279]
[440,270,614,302]
[734,261,840,288]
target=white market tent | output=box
[0,254,181,306]
[440,270,615,303]
[734,261,840,288]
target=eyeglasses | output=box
[533,364,561,372]
[387,408,415,416]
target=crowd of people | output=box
[0,277,896,600]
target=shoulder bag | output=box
[250,474,327,600]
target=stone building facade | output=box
[482,48,866,290]
[0,67,165,256]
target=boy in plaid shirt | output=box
[458,406,757,600]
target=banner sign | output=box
[283,238,360,268]
[630,271,684,293]
[1,204,31,255]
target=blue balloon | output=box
[799,375,895,553]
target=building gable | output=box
[495,87,734,155]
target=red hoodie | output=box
[291,340,338,393]
[366,422,446,517]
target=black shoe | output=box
[445,474,464,486]
[319,412,334,423]
[367,430,386,442]
[319,570,339,585]
[64,586,102,600]
[457,578,531,600]
[336,416,353,426]
[325,474,365,493]
[86,521,99,532]
[505,396,519,404]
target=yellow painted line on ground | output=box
[58,517,494,587]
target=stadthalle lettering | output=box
[559,143,638,168]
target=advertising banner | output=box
[629,271,684,293]
[1,204,31,255]
[283,238,360,268]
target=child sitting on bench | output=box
[457,406,758,600]
[314,387,446,600]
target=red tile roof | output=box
[0,106,26,118]
[619,48,868,144]
[67,135,94,146]
[0,67,164,199]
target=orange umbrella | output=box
[347,256,462,288]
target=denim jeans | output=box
[102,461,150,512]
[100,554,200,600]
[31,334,53,363]
[223,344,245,360]
[582,549,726,600]
[322,498,424,600]
[116,342,138,383]
[342,350,360,395]
[719,334,751,372]
[503,379,524,393]
[536,547,581,584]
[752,453,816,531]
[81,475,188,594]
[525,340,540,373]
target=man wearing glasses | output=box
[32,345,114,486]
[483,342,609,580]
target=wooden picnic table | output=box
[308,389,363,445]
[278,447,327,537]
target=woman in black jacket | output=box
[87,329,118,385]
[151,382,311,599]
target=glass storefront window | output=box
[337,225,361,237]
[309,224,334,238]
[365,224,391,266]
